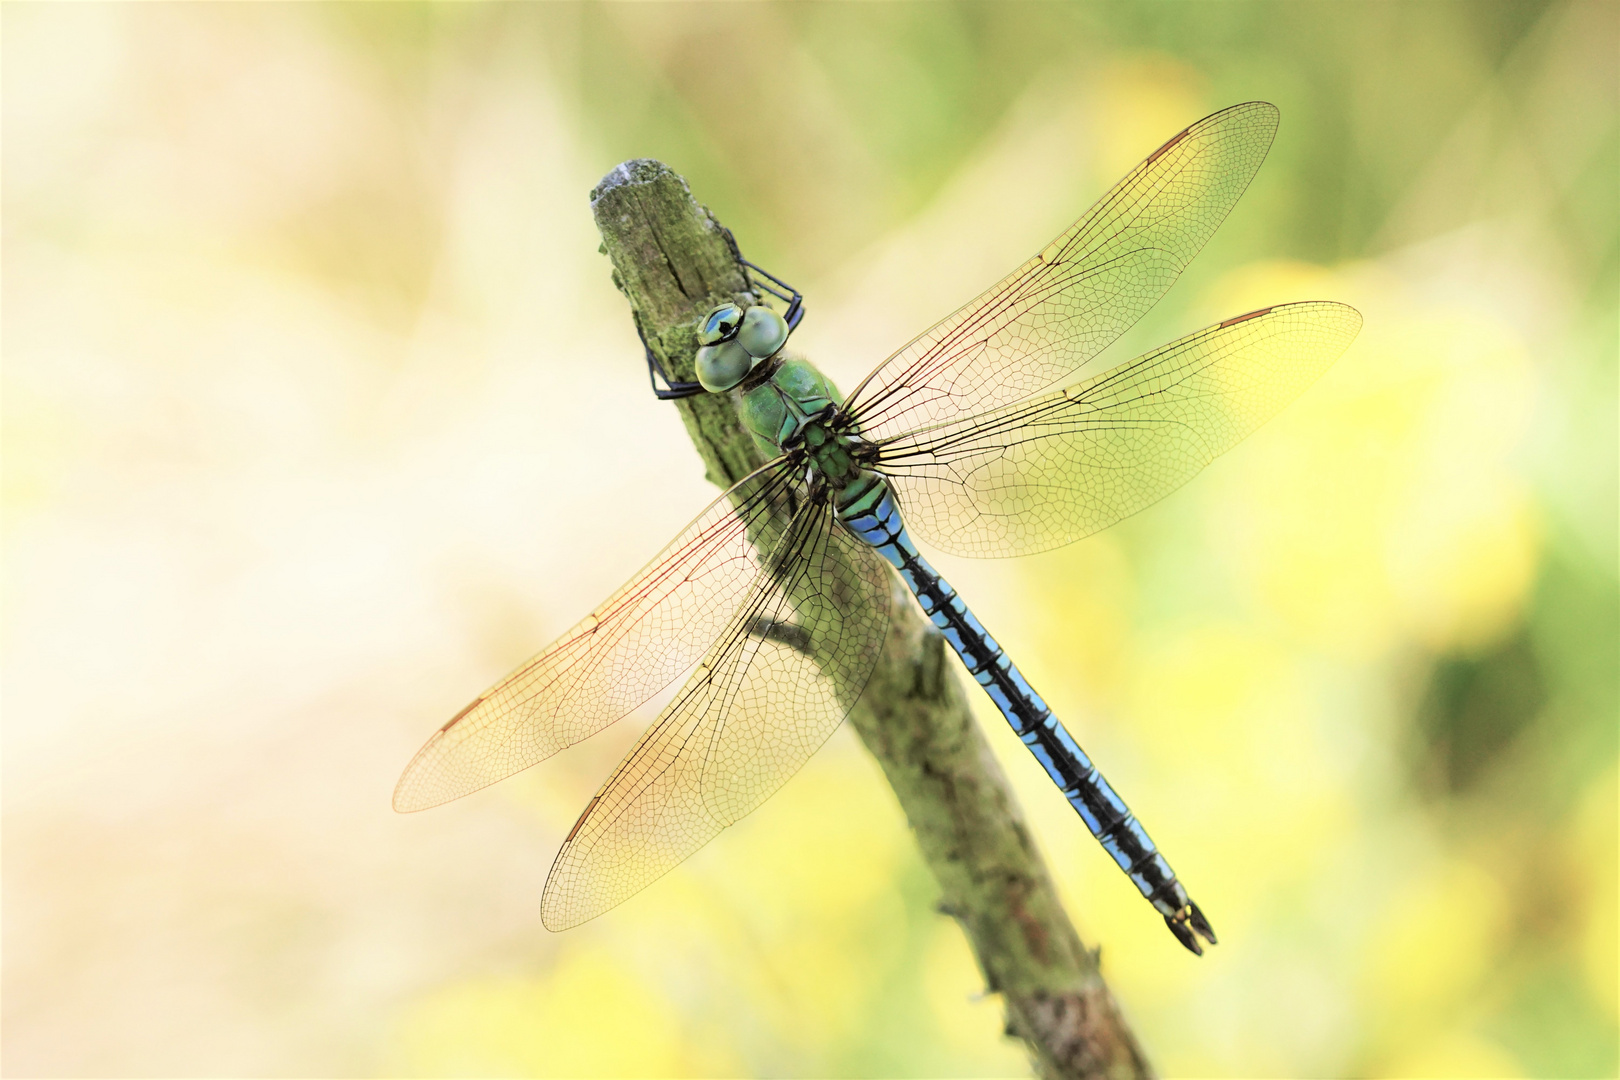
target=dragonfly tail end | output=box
[1165,902,1218,956]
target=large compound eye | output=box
[695,339,752,393]
[737,306,789,359]
[698,303,743,345]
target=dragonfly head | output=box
[695,302,790,392]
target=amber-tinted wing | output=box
[393,461,809,813]
[841,102,1279,443]
[872,302,1362,557]
[539,498,890,930]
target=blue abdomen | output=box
[839,479,1215,954]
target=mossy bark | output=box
[590,159,1155,1080]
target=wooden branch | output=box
[590,158,1155,1080]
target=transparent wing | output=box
[539,500,891,930]
[872,302,1363,558]
[393,460,809,813]
[841,102,1279,443]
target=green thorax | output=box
[737,358,878,509]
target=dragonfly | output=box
[395,101,1361,955]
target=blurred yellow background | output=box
[3,4,1615,1077]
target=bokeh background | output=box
[4,3,1616,1077]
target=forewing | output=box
[873,302,1362,557]
[393,461,807,812]
[841,102,1279,443]
[539,501,891,930]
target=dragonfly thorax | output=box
[737,356,879,507]
[740,357,839,453]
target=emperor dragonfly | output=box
[395,101,1361,954]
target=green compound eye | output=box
[737,306,789,359]
[695,339,753,393]
[698,303,743,346]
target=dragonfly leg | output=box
[737,257,803,332]
[640,319,705,400]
